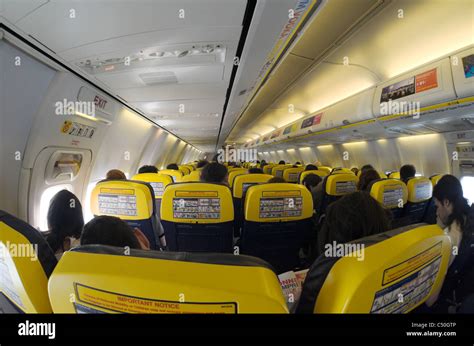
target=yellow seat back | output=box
[263,164,275,175]
[282,167,305,182]
[178,166,191,175]
[159,169,183,182]
[271,165,292,177]
[369,179,408,209]
[430,174,444,187]
[324,173,358,196]
[298,225,451,313]
[180,170,201,182]
[232,174,273,199]
[0,210,56,313]
[317,166,332,174]
[389,171,400,179]
[406,177,433,203]
[48,246,289,313]
[132,173,173,200]
[331,168,354,175]
[228,169,247,187]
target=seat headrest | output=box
[181,170,201,182]
[389,171,400,179]
[317,166,332,174]
[159,169,183,182]
[232,174,273,198]
[0,210,57,312]
[430,174,443,186]
[369,179,408,209]
[132,173,173,199]
[91,180,154,220]
[282,167,305,182]
[331,168,354,175]
[49,245,288,313]
[228,169,247,187]
[178,166,191,175]
[406,177,433,203]
[161,182,233,223]
[298,224,451,313]
[324,173,357,196]
[271,165,292,176]
[244,183,313,222]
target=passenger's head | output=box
[278,160,285,165]
[295,161,301,165]
[302,174,322,192]
[433,175,470,228]
[305,164,318,171]
[351,167,360,176]
[248,167,263,174]
[138,165,158,174]
[319,191,390,250]
[360,164,374,173]
[166,163,179,170]
[196,160,209,169]
[357,169,380,191]
[268,177,286,183]
[400,164,416,183]
[81,216,149,250]
[46,190,84,252]
[200,162,228,184]
[106,169,126,180]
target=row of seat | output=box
[0,208,451,313]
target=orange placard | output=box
[415,68,438,93]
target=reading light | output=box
[75,112,112,125]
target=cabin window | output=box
[460,176,474,205]
[38,184,73,232]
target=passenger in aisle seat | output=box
[138,165,158,174]
[166,163,179,170]
[357,169,380,191]
[46,190,84,260]
[302,174,322,193]
[268,177,286,183]
[305,164,318,171]
[81,215,150,250]
[360,164,375,173]
[196,160,209,168]
[200,162,228,184]
[351,167,359,175]
[316,191,390,256]
[248,167,263,174]
[278,160,285,164]
[424,175,474,312]
[400,164,416,183]
[105,169,126,180]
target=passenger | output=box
[425,175,474,311]
[268,177,286,183]
[138,165,158,174]
[278,160,285,165]
[305,164,318,171]
[200,162,228,184]
[360,164,374,174]
[351,167,359,176]
[357,169,380,191]
[45,190,84,260]
[400,164,416,183]
[248,167,263,174]
[81,215,150,250]
[105,169,126,180]
[302,174,322,193]
[295,161,301,165]
[196,160,209,169]
[317,191,390,255]
[166,163,179,170]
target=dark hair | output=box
[200,162,228,183]
[433,174,470,229]
[360,164,374,173]
[358,169,380,191]
[196,160,209,169]
[138,165,158,174]
[351,167,360,175]
[268,177,286,183]
[305,164,318,171]
[400,164,416,183]
[166,163,179,170]
[81,216,140,249]
[295,162,301,165]
[106,169,126,180]
[318,191,390,253]
[302,174,322,191]
[278,160,285,165]
[248,167,263,174]
[46,190,84,252]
